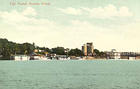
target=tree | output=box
[0,38,36,59]
[99,51,106,57]
[38,47,51,53]
[51,47,65,55]
[68,48,83,56]
[94,49,106,57]
[94,49,100,56]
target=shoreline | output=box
[1,59,140,61]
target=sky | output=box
[0,0,140,52]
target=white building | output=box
[11,55,30,61]
[114,52,121,59]
[30,55,50,60]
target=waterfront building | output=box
[87,43,94,56]
[30,55,41,60]
[106,49,121,59]
[11,55,30,61]
[82,42,94,56]
[34,49,45,53]
[82,44,87,56]
[105,50,140,60]
[56,55,67,60]
[30,54,49,60]
[120,52,137,60]
[114,52,121,59]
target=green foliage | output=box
[51,47,65,55]
[94,49,100,56]
[0,38,35,59]
[0,38,107,60]
[68,48,83,56]
[94,49,106,57]
[38,47,51,53]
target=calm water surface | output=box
[0,60,140,89]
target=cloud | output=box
[66,19,140,51]
[22,7,37,16]
[0,7,36,24]
[0,7,54,26]
[58,4,133,19]
[0,7,139,51]
[0,10,29,24]
[83,4,133,19]
[0,7,57,47]
[58,7,82,15]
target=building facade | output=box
[82,44,87,56]
[82,42,94,56]
[11,55,30,61]
[105,50,140,60]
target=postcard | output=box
[0,0,140,89]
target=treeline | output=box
[0,38,106,60]
[0,38,35,59]
[94,49,106,58]
[36,47,84,56]
[0,38,84,60]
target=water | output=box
[0,60,140,89]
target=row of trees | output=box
[38,47,106,57]
[37,47,84,56]
[0,38,84,59]
[0,38,106,59]
[94,49,106,58]
[0,39,35,59]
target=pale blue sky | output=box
[0,0,140,51]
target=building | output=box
[82,44,87,56]
[30,54,49,60]
[114,52,121,59]
[82,42,94,56]
[105,50,140,60]
[56,55,68,60]
[87,43,94,56]
[11,55,30,61]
